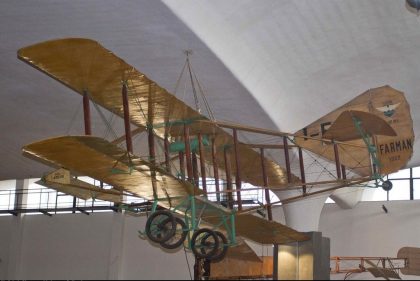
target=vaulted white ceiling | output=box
[0,0,419,181]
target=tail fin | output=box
[294,85,414,177]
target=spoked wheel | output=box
[160,217,188,249]
[145,210,176,243]
[191,228,219,259]
[201,231,228,262]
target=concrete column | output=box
[329,187,365,209]
[14,179,28,211]
[276,189,329,232]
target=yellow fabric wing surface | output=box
[18,38,300,188]
[23,135,308,244]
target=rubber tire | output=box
[201,231,228,262]
[145,210,176,243]
[160,217,188,249]
[382,180,393,191]
[191,228,219,259]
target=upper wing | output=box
[18,38,300,189]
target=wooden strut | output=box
[260,148,272,221]
[147,83,158,198]
[298,147,306,194]
[201,119,366,148]
[83,91,91,135]
[201,177,370,195]
[224,146,234,209]
[121,82,133,154]
[179,151,185,181]
[184,125,193,183]
[341,165,347,180]
[192,152,199,187]
[283,136,292,183]
[233,129,242,211]
[212,138,221,202]
[334,143,342,179]
[164,132,171,173]
[198,133,207,194]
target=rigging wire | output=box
[88,94,120,142]
[183,246,193,280]
[65,99,83,135]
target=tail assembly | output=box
[294,85,414,184]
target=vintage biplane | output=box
[17,38,414,263]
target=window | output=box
[388,179,410,200]
[413,179,420,200]
[0,180,16,211]
[388,168,411,179]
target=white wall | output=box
[0,212,195,280]
[0,207,286,279]
[320,200,420,280]
[5,200,420,279]
[0,216,12,280]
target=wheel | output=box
[160,217,188,249]
[382,180,393,191]
[191,228,219,259]
[145,210,176,243]
[201,231,228,262]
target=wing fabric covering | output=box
[18,38,300,189]
[295,86,414,176]
[23,135,308,245]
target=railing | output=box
[330,256,407,274]
[0,179,269,216]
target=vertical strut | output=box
[283,136,292,183]
[233,129,242,210]
[179,151,185,181]
[192,152,199,187]
[147,83,158,200]
[198,133,207,194]
[260,148,272,221]
[164,132,171,173]
[224,146,234,209]
[184,125,193,183]
[298,147,306,194]
[333,143,342,179]
[121,82,133,154]
[83,91,91,135]
[212,138,220,202]
[341,165,347,180]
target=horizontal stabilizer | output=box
[323,110,396,141]
[38,168,123,203]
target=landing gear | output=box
[201,231,228,262]
[191,228,220,259]
[381,180,393,191]
[145,210,176,243]
[160,217,188,249]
